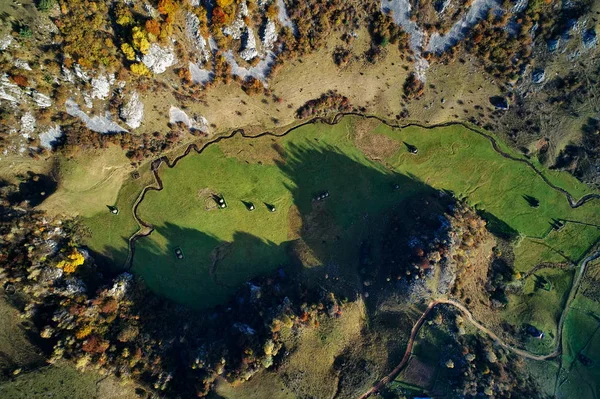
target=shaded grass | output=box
[134,119,432,308]
[524,358,561,398]
[554,256,600,399]
[503,268,574,354]
[211,371,296,399]
[559,296,600,399]
[0,297,44,376]
[134,143,295,308]
[374,122,600,243]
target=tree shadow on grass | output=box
[126,142,448,309]
[275,142,444,293]
[131,222,294,310]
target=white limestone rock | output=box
[169,106,210,132]
[189,62,214,84]
[277,0,297,33]
[186,13,212,62]
[224,50,276,83]
[120,92,144,129]
[262,20,278,51]
[32,91,52,108]
[0,35,12,51]
[0,74,23,104]
[240,28,259,61]
[14,59,32,71]
[20,112,36,137]
[66,99,128,133]
[91,74,111,100]
[39,125,63,149]
[142,44,176,74]
[223,2,249,40]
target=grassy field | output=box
[557,259,600,399]
[0,297,45,376]
[503,268,575,354]
[513,222,600,273]
[557,302,600,399]
[133,118,437,308]
[211,371,296,399]
[0,295,140,399]
[40,146,133,218]
[0,361,139,399]
[85,115,600,310]
[374,122,600,240]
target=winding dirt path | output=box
[357,250,600,399]
[124,112,600,269]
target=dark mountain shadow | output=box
[125,141,516,309]
[275,141,447,295]
[477,210,519,240]
[7,172,57,207]
[123,142,449,309]
[130,222,291,310]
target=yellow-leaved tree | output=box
[216,0,234,7]
[121,43,136,61]
[130,63,151,76]
[56,248,85,274]
[132,27,150,54]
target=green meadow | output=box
[81,116,600,311]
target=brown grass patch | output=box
[352,118,400,161]
[288,239,321,268]
[279,300,366,399]
[197,187,219,210]
[287,205,302,240]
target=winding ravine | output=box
[125,112,600,268]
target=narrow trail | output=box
[357,250,600,399]
[124,112,600,270]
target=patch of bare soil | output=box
[198,187,219,210]
[352,118,400,161]
[397,356,436,389]
[287,205,302,240]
